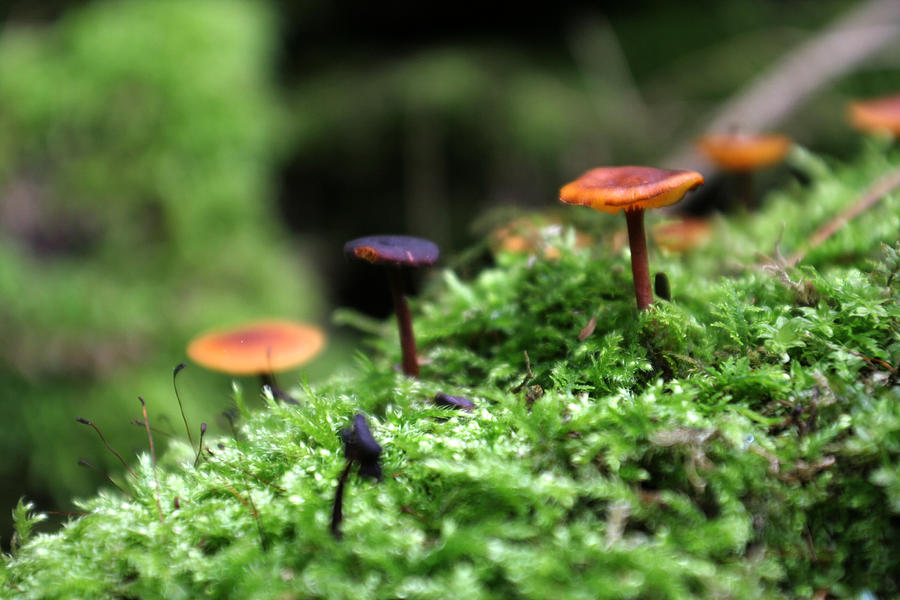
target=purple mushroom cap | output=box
[341,413,383,481]
[344,235,440,268]
[434,393,475,411]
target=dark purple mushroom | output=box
[332,413,383,539]
[344,235,439,378]
[341,414,383,481]
[434,393,475,411]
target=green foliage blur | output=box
[282,0,894,254]
[0,0,324,543]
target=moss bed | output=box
[2,146,900,599]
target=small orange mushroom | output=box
[652,218,713,253]
[490,215,592,260]
[560,166,704,310]
[187,320,325,404]
[848,93,900,137]
[696,132,792,172]
[696,131,792,210]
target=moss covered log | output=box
[2,148,900,598]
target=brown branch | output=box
[663,0,900,178]
[511,350,536,393]
[786,166,900,267]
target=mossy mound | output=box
[3,148,900,598]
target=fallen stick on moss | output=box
[786,165,900,266]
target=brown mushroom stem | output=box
[259,373,298,405]
[625,208,653,311]
[736,171,756,210]
[386,268,420,377]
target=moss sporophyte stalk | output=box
[4,149,900,598]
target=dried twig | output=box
[786,166,900,267]
[757,248,817,306]
[664,0,900,185]
[578,315,598,341]
[511,350,536,393]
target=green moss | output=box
[3,150,900,598]
[0,0,325,527]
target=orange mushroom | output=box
[848,93,900,137]
[652,218,713,253]
[559,166,704,310]
[696,132,792,172]
[187,320,325,404]
[490,215,592,260]
[696,131,792,209]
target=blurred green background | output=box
[0,0,897,547]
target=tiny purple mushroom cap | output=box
[434,393,475,411]
[344,235,439,268]
[341,414,383,481]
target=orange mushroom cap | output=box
[652,218,713,253]
[696,132,792,172]
[187,320,325,376]
[559,166,704,214]
[848,94,900,136]
[490,215,593,259]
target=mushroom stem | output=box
[736,171,756,210]
[625,208,653,311]
[386,267,420,377]
[259,373,298,405]
[330,461,353,540]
